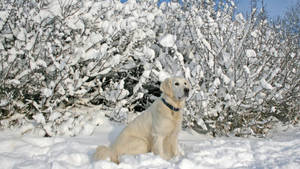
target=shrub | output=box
[0,0,299,137]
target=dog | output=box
[94,77,190,163]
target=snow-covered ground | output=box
[1,115,299,169]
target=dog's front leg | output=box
[170,137,178,156]
[169,133,182,157]
[152,135,166,159]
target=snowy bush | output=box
[0,0,299,137]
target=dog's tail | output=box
[94,145,119,164]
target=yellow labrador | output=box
[94,77,190,163]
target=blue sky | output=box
[121,0,297,19]
[235,0,298,19]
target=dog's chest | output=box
[170,110,182,126]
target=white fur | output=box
[94,77,191,163]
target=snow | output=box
[243,65,251,75]
[160,34,176,48]
[260,78,274,90]
[235,13,245,24]
[0,11,9,30]
[7,79,20,86]
[1,1,299,168]
[1,115,299,169]
[41,88,53,98]
[246,49,257,58]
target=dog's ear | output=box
[160,78,172,97]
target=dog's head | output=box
[160,77,190,101]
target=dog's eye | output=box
[184,82,187,85]
[175,82,179,86]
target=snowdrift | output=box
[0,115,299,169]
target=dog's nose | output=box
[184,88,189,96]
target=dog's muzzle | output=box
[184,88,189,97]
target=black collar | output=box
[161,98,180,112]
